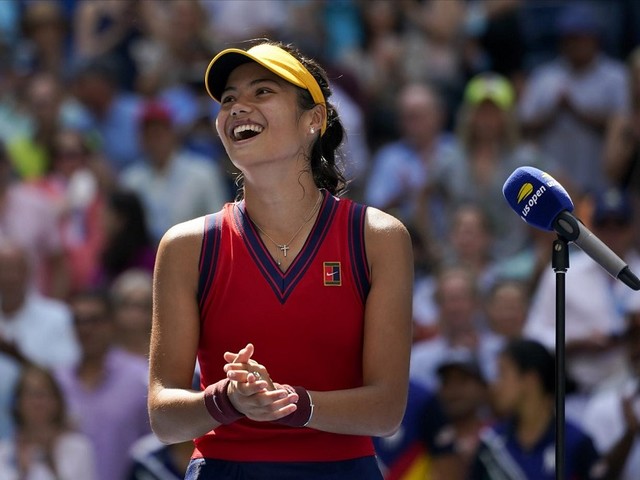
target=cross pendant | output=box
[279,244,289,257]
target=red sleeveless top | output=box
[194,190,374,462]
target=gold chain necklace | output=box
[249,191,323,263]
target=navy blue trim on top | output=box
[233,190,337,304]
[348,202,370,304]
[198,212,223,311]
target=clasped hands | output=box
[223,343,299,422]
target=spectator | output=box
[203,0,289,45]
[0,242,80,439]
[582,318,640,480]
[16,0,71,77]
[92,189,156,288]
[37,127,111,293]
[524,187,640,401]
[128,0,214,121]
[444,203,500,294]
[603,45,640,192]
[518,1,630,195]
[410,265,502,391]
[119,101,228,243]
[373,379,462,480]
[435,349,492,477]
[0,140,69,297]
[5,71,80,180]
[70,55,143,172]
[55,289,150,480]
[603,45,640,249]
[339,0,406,146]
[441,71,555,258]
[110,268,153,360]
[72,0,142,91]
[0,365,97,479]
[468,339,606,480]
[365,81,456,251]
[400,0,468,113]
[484,279,530,341]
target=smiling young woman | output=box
[147,40,414,480]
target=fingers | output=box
[241,388,300,422]
[223,343,254,363]
[223,344,275,390]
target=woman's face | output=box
[215,62,314,172]
[53,130,87,177]
[17,369,62,428]
[491,355,524,416]
[469,101,506,141]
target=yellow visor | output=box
[205,43,327,134]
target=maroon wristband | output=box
[274,385,314,427]
[203,378,244,425]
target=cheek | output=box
[214,117,224,139]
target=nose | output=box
[230,99,251,117]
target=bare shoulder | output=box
[158,217,207,253]
[364,206,411,242]
[363,206,412,266]
[155,216,208,283]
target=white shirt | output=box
[0,293,79,438]
[581,378,640,480]
[0,432,97,480]
[525,249,640,391]
[120,149,229,242]
[0,293,79,369]
[409,333,503,390]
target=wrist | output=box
[203,378,245,425]
[274,385,314,428]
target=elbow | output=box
[372,403,405,438]
[147,398,185,445]
[150,422,172,445]
[148,409,175,445]
[376,416,403,438]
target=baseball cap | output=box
[204,43,327,134]
[436,348,486,383]
[556,3,601,37]
[138,101,173,126]
[592,188,633,225]
[463,72,515,111]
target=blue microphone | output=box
[503,166,640,290]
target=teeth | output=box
[233,124,263,139]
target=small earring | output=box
[310,127,315,134]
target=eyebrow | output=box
[222,77,282,96]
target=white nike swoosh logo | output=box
[326,271,338,276]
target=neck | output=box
[516,393,553,447]
[243,176,321,233]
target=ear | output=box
[307,103,326,134]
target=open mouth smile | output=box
[232,123,264,141]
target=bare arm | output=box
[147,219,215,443]
[603,114,636,184]
[303,207,414,437]
[148,220,297,444]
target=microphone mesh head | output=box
[502,166,574,231]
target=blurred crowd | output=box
[1,0,640,479]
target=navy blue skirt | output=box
[184,456,383,479]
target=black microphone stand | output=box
[552,235,570,480]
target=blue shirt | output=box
[469,417,605,480]
[374,381,455,478]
